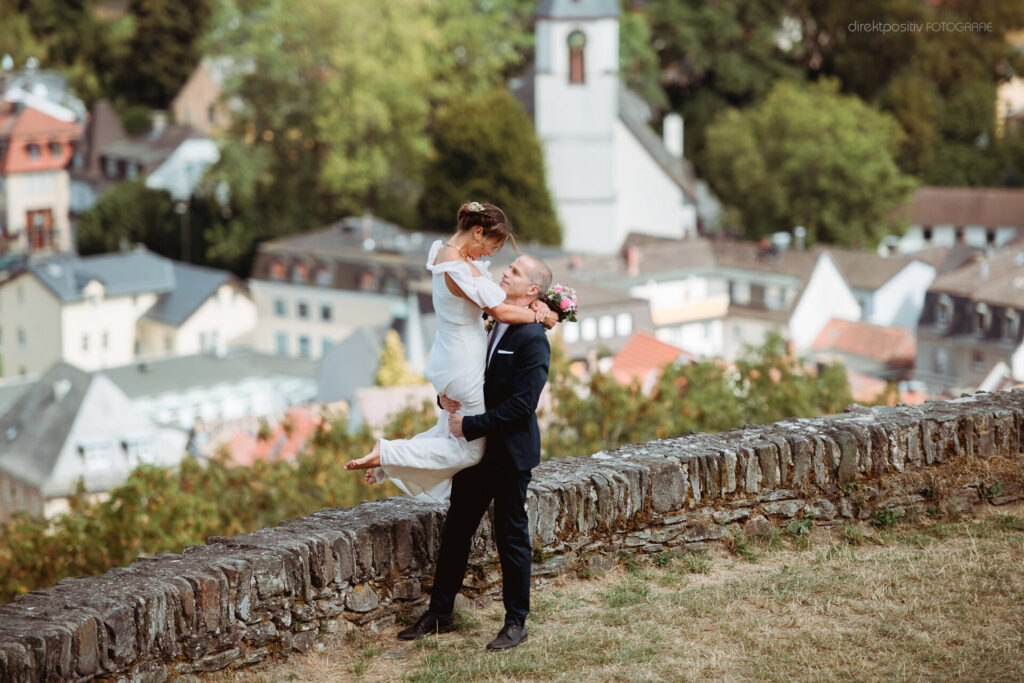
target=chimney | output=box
[663,113,683,159]
[793,225,806,251]
[53,378,71,403]
[625,246,641,276]
[149,110,168,139]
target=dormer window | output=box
[315,266,332,287]
[922,226,933,242]
[48,141,62,156]
[1004,309,1020,342]
[974,302,991,336]
[292,263,309,284]
[269,261,286,281]
[568,30,586,85]
[936,294,952,330]
[26,143,41,160]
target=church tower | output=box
[534,0,620,253]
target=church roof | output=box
[534,0,620,19]
[617,85,699,202]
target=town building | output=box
[915,249,1024,395]
[0,362,189,520]
[0,95,82,254]
[0,246,256,378]
[886,186,1024,254]
[249,216,444,361]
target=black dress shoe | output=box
[486,623,528,651]
[397,611,456,641]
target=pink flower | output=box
[560,298,572,311]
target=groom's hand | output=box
[448,412,464,438]
[439,394,461,412]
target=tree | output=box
[702,79,915,247]
[116,0,213,108]
[543,333,854,461]
[205,0,535,245]
[76,181,183,257]
[420,89,562,244]
[375,330,425,387]
[646,0,803,162]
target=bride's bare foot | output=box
[365,469,378,485]
[346,442,381,470]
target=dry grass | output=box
[207,504,1024,682]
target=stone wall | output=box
[2,392,1023,681]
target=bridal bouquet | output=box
[541,284,579,323]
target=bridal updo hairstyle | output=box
[457,202,515,249]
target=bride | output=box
[344,202,552,500]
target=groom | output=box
[397,254,553,651]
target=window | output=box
[580,317,597,341]
[567,30,586,84]
[17,327,26,350]
[974,302,991,336]
[322,338,334,356]
[955,227,965,243]
[81,334,89,352]
[933,348,949,375]
[297,301,309,319]
[986,228,997,245]
[922,226,933,242]
[765,286,783,310]
[123,439,155,466]
[316,267,332,287]
[79,442,111,471]
[270,261,286,281]
[731,281,751,306]
[321,304,332,322]
[1005,310,1020,342]
[126,163,138,180]
[360,271,377,291]
[275,332,288,355]
[298,335,311,358]
[103,156,117,178]
[615,313,633,337]
[562,321,580,344]
[936,295,952,330]
[971,350,985,373]
[26,143,40,159]
[273,298,287,317]
[48,141,62,156]
[598,315,615,339]
[292,263,309,284]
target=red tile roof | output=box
[609,332,693,386]
[0,102,82,174]
[812,319,916,369]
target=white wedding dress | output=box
[373,240,506,501]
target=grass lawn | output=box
[208,504,1024,682]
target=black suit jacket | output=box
[462,321,551,471]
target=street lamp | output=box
[174,199,189,263]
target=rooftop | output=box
[899,186,1024,228]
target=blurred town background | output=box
[1,0,1023,598]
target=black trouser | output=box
[428,462,533,626]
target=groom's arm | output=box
[461,331,550,442]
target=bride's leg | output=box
[346,440,381,470]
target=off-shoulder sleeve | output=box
[425,241,507,309]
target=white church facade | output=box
[528,0,714,254]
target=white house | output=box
[525,0,717,254]
[0,362,189,520]
[886,186,1024,254]
[101,351,318,431]
[0,247,256,378]
[826,248,936,330]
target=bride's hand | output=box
[531,300,557,329]
[439,394,461,412]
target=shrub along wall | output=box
[1,391,1022,681]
